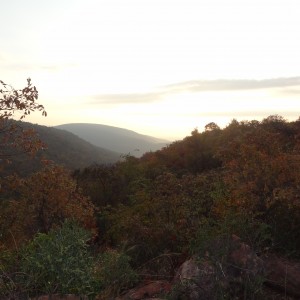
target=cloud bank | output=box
[89,77,300,105]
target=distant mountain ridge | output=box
[54,123,170,157]
[2,121,121,176]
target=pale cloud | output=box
[0,61,77,72]
[89,77,300,105]
[0,50,77,73]
[90,92,164,104]
[277,88,300,96]
[196,110,300,118]
[162,77,300,93]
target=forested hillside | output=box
[0,121,120,176]
[73,115,300,259]
[2,82,300,299]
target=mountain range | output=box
[2,122,169,176]
[54,123,169,157]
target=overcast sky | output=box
[1,0,300,140]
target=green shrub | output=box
[0,248,19,298]
[96,249,138,297]
[190,211,272,257]
[188,214,268,300]
[18,220,100,297]
[1,221,138,299]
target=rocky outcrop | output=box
[32,295,87,300]
[170,235,300,299]
[263,254,300,298]
[116,280,171,300]
[34,236,300,300]
[171,234,264,299]
[172,258,215,300]
[116,234,300,299]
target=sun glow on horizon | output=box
[2,0,300,139]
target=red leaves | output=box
[1,165,96,247]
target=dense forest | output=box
[1,80,300,299]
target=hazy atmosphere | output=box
[2,0,300,140]
[2,2,300,298]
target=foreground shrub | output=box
[17,220,100,298]
[96,249,138,298]
[0,247,19,298]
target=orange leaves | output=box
[0,164,96,247]
[217,119,300,219]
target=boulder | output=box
[172,258,215,300]
[263,254,300,298]
[171,235,264,299]
[32,295,87,300]
[117,280,171,300]
[114,235,300,299]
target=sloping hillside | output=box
[54,123,169,157]
[2,122,121,176]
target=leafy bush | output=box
[96,249,138,297]
[17,220,100,297]
[186,211,270,300]
[1,220,139,299]
[190,211,272,257]
[0,247,20,299]
[107,172,219,266]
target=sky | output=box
[1,0,300,140]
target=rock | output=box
[118,280,171,300]
[227,234,264,280]
[263,254,300,298]
[171,235,264,299]
[32,295,87,300]
[117,235,300,299]
[172,258,215,300]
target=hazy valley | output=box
[54,123,170,158]
[1,121,169,176]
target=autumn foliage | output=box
[1,80,300,298]
[73,116,300,260]
[1,165,95,247]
